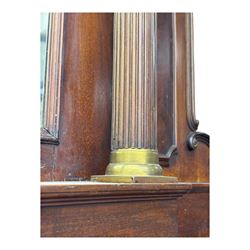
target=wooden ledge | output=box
[41,181,209,207]
[190,182,209,193]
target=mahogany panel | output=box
[41,199,177,237]
[40,182,192,237]
[157,13,177,167]
[41,13,113,181]
[40,182,208,237]
[41,144,55,181]
[178,188,209,237]
[161,13,209,182]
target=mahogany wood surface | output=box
[41,181,191,201]
[160,13,209,182]
[42,200,178,237]
[41,13,209,183]
[41,13,113,181]
[178,192,209,237]
[157,13,177,166]
[41,182,208,237]
[40,13,209,237]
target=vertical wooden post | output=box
[92,13,177,183]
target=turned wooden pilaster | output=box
[91,13,177,183]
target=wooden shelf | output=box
[41,181,208,206]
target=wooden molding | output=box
[187,132,210,150]
[186,13,199,132]
[185,13,209,151]
[189,182,209,193]
[159,145,178,166]
[41,182,209,207]
[158,13,178,166]
[41,182,192,207]
[40,128,59,145]
[41,13,64,145]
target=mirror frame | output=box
[40,13,64,145]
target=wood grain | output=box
[40,13,209,183]
[41,182,208,237]
[41,13,113,181]
[41,199,178,237]
[41,182,192,237]
[40,13,210,237]
[178,188,209,236]
[41,181,192,197]
[157,13,177,166]
[161,13,209,182]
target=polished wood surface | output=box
[41,13,113,181]
[41,13,209,182]
[160,13,209,182]
[41,182,208,237]
[157,13,177,166]
[178,192,209,237]
[42,199,178,237]
[40,13,209,237]
[41,181,192,197]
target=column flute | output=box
[92,13,176,183]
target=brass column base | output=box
[91,149,177,183]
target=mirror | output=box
[40,13,50,127]
[40,13,64,144]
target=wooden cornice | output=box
[41,182,209,207]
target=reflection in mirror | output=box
[40,13,49,127]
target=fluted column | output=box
[112,13,157,150]
[91,13,177,183]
